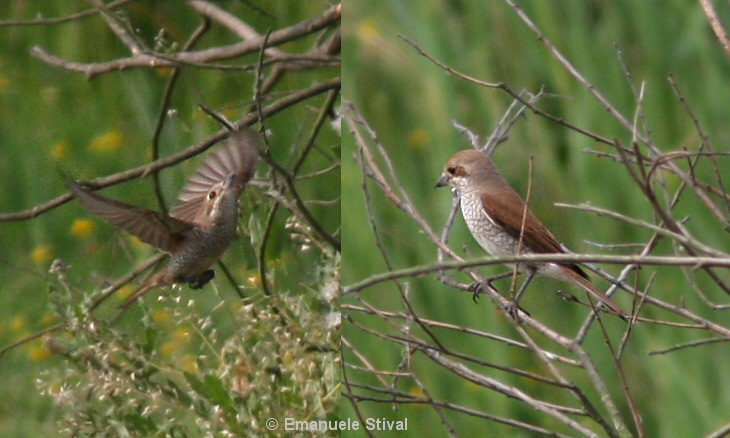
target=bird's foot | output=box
[468,281,484,303]
[468,273,508,303]
[469,271,517,303]
[187,270,216,290]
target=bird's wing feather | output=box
[479,187,590,280]
[171,129,260,224]
[176,130,260,203]
[67,179,193,253]
[168,196,206,224]
[479,187,563,253]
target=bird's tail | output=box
[564,269,627,319]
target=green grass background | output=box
[6,0,730,436]
[0,2,339,436]
[343,1,730,436]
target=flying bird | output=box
[67,129,260,309]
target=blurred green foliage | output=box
[344,1,730,437]
[0,1,339,436]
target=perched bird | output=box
[67,129,260,309]
[436,149,624,317]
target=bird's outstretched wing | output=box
[172,129,260,224]
[67,130,259,245]
[67,178,194,253]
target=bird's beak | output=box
[435,173,450,188]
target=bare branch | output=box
[188,0,285,57]
[0,0,132,27]
[699,0,730,58]
[30,4,341,78]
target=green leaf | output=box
[166,378,194,407]
[185,371,236,417]
[202,374,235,414]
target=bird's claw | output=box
[187,269,216,289]
[468,281,483,303]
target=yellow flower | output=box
[155,67,173,78]
[51,140,70,159]
[70,219,94,237]
[357,19,380,42]
[47,381,63,396]
[160,341,178,358]
[0,76,9,94]
[182,355,199,373]
[152,309,171,324]
[31,245,52,265]
[116,284,136,300]
[41,313,57,326]
[30,345,51,361]
[11,315,26,331]
[408,129,429,150]
[88,130,122,153]
[410,387,425,398]
[173,327,191,341]
[221,107,237,120]
[246,274,262,288]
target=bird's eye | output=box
[447,166,457,175]
[208,190,218,200]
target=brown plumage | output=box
[436,149,624,317]
[67,129,260,309]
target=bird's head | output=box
[200,173,240,226]
[436,149,499,192]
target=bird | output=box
[66,129,260,309]
[436,149,625,318]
